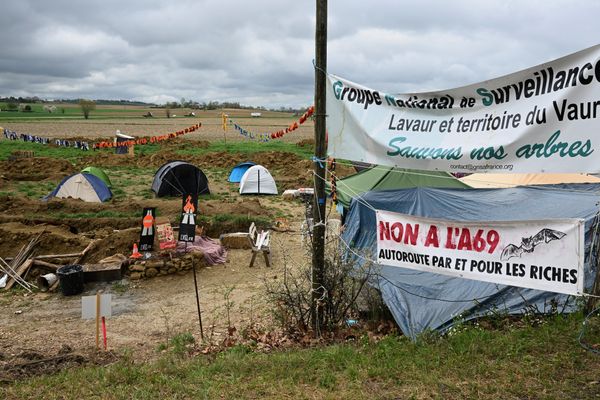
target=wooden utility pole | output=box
[312,0,327,335]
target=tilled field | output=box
[1,114,314,142]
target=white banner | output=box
[376,210,585,295]
[327,45,600,173]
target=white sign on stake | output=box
[375,210,585,295]
[81,294,112,319]
[327,44,600,173]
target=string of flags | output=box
[232,122,272,142]
[93,123,201,149]
[3,128,91,151]
[3,123,201,151]
[229,106,315,142]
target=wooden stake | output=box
[32,259,60,271]
[586,224,600,313]
[192,257,204,339]
[74,240,98,264]
[102,316,107,350]
[1,259,35,291]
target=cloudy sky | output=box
[1,0,599,108]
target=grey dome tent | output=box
[151,161,210,197]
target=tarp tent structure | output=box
[342,185,600,339]
[81,166,112,188]
[460,173,600,188]
[45,173,112,202]
[352,161,373,173]
[151,161,210,197]
[228,161,256,183]
[239,165,278,195]
[333,166,471,209]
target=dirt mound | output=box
[202,198,270,218]
[0,157,76,181]
[0,346,115,383]
[0,195,44,214]
[252,152,311,171]
[296,138,315,148]
[0,222,89,258]
[188,151,308,171]
[0,196,272,259]
[81,228,139,263]
[78,146,312,170]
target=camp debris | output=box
[228,161,256,183]
[81,166,112,188]
[45,173,112,202]
[151,160,210,197]
[115,131,135,154]
[239,165,278,195]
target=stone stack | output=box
[128,252,206,280]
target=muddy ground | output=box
[0,118,347,377]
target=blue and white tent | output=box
[239,165,278,195]
[45,173,112,202]
[228,161,256,183]
[342,185,600,339]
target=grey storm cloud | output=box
[1,0,600,107]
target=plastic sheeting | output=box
[460,173,600,188]
[177,236,228,265]
[342,185,600,339]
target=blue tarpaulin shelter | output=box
[228,161,256,183]
[342,185,600,339]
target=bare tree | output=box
[79,99,96,119]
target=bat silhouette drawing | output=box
[500,228,566,261]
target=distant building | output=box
[250,112,262,118]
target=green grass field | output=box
[0,102,149,120]
[0,140,89,161]
[0,103,300,121]
[2,312,599,399]
[0,138,313,162]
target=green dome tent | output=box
[81,166,112,188]
[331,166,470,209]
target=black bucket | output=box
[56,264,84,296]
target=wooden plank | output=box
[32,259,60,271]
[74,240,98,264]
[4,259,33,290]
[83,263,122,283]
